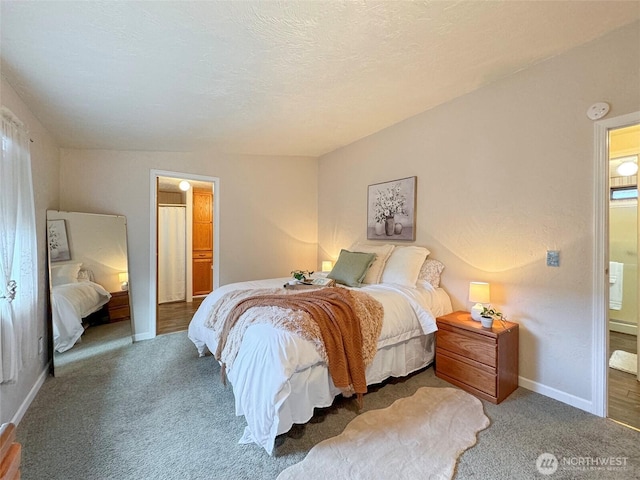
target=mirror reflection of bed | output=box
[47,210,133,376]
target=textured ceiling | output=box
[1,1,638,157]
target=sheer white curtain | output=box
[0,107,37,384]
[158,206,186,304]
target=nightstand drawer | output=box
[437,326,497,366]
[108,291,130,322]
[109,294,129,308]
[436,351,497,397]
[108,306,130,321]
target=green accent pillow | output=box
[327,249,376,287]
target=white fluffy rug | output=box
[609,350,638,375]
[277,387,490,480]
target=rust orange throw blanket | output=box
[214,287,383,399]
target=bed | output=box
[50,263,112,353]
[188,245,453,455]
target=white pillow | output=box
[51,262,82,287]
[380,246,430,288]
[349,243,395,284]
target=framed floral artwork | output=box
[47,219,71,262]
[367,176,416,241]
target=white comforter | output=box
[188,278,452,454]
[52,281,111,353]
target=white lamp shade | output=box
[469,282,490,303]
[179,180,191,191]
[321,261,333,272]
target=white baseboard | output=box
[11,362,50,426]
[133,332,155,342]
[518,376,593,413]
[609,320,637,336]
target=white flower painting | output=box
[367,176,416,241]
[47,219,71,262]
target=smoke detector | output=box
[586,102,610,121]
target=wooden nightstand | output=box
[435,310,519,404]
[0,423,21,480]
[107,290,130,323]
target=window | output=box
[0,107,37,384]
[610,187,638,201]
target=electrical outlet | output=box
[546,250,560,267]
[38,337,43,355]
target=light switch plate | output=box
[547,250,560,267]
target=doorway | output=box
[149,170,219,337]
[606,123,640,429]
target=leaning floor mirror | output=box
[47,210,133,376]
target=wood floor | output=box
[608,331,640,430]
[157,297,205,335]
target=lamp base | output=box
[470,303,483,321]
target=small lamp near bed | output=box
[469,281,490,321]
[321,261,333,273]
[118,272,129,291]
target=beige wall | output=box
[609,202,638,327]
[58,149,318,339]
[317,23,640,407]
[0,75,60,424]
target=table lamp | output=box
[469,281,490,321]
[118,272,129,291]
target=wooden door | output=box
[192,188,213,295]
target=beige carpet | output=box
[277,387,490,480]
[609,350,638,375]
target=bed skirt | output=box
[237,333,435,446]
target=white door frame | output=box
[149,169,220,338]
[592,111,640,417]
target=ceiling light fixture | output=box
[179,180,191,191]
[615,156,638,177]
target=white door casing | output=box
[592,111,640,416]
[149,169,220,338]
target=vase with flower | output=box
[48,224,61,258]
[290,269,314,284]
[373,182,407,236]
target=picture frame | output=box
[47,219,71,262]
[367,176,416,241]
